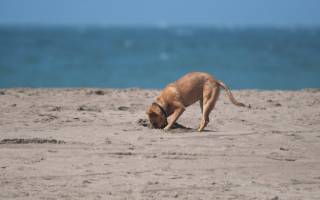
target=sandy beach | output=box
[0,88,320,200]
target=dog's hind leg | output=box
[198,84,220,132]
[199,98,203,114]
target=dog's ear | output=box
[147,103,159,115]
[148,111,158,118]
[146,110,160,128]
[146,104,153,115]
[146,107,156,116]
[146,107,152,115]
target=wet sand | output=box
[1,88,320,199]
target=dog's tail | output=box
[217,80,246,107]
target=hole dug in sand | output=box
[137,118,193,132]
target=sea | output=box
[0,26,320,90]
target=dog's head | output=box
[146,103,168,129]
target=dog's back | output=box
[171,72,217,106]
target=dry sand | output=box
[0,88,320,200]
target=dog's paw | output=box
[163,126,171,132]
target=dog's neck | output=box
[154,100,168,118]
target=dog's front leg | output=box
[163,107,185,131]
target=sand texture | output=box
[1,88,320,200]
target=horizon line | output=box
[1,23,320,29]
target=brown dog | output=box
[146,72,245,131]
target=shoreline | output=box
[1,88,320,199]
[1,87,320,90]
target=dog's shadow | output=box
[137,119,214,133]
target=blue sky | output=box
[0,0,320,26]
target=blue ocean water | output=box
[0,26,319,89]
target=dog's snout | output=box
[151,122,158,128]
